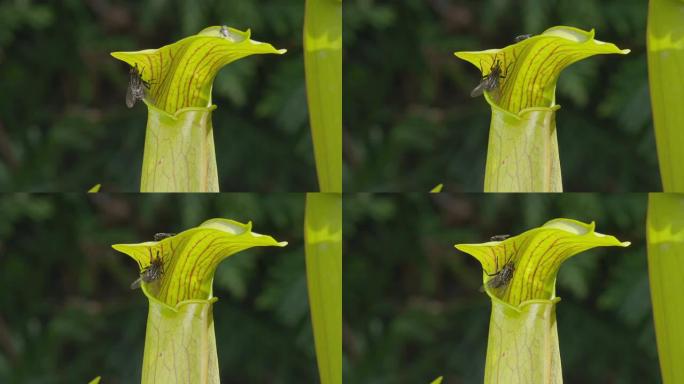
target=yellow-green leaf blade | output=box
[305,193,342,384]
[648,0,684,191]
[647,193,684,384]
[305,0,342,192]
[111,26,286,114]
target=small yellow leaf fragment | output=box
[430,377,444,384]
[88,184,101,193]
[430,184,444,193]
[88,376,101,384]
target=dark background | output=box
[344,193,658,383]
[0,1,316,192]
[343,0,658,192]
[0,193,316,383]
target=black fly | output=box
[490,234,510,241]
[125,64,151,108]
[130,250,165,289]
[470,59,510,98]
[153,233,176,241]
[485,260,515,290]
[514,34,534,43]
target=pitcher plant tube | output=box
[111,26,286,192]
[112,219,287,383]
[455,26,629,192]
[455,219,630,383]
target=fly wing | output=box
[125,84,136,108]
[129,276,142,290]
[470,80,487,97]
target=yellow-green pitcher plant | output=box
[455,26,629,192]
[112,27,285,192]
[456,219,629,383]
[112,219,287,383]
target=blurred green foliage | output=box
[344,0,658,192]
[0,1,315,191]
[0,193,316,383]
[344,193,657,383]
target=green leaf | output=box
[304,0,342,192]
[648,0,684,191]
[430,376,443,384]
[112,219,286,383]
[430,183,443,193]
[455,26,629,192]
[305,193,342,384]
[111,26,286,192]
[647,193,684,384]
[87,376,101,384]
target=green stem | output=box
[140,104,219,192]
[647,193,684,383]
[647,0,684,192]
[304,193,342,384]
[485,299,562,384]
[484,101,562,192]
[304,0,342,192]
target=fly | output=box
[153,232,176,241]
[485,260,515,290]
[470,59,510,98]
[220,25,229,38]
[490,234,510,241]
[514,34,534,43]
[125,64,151,108]
[219,25,239,42]
[130,250,164,289]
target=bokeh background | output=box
[0,1,315,191]
[344,193,657,383]
[0,193,317,383]
[344,0,658,192]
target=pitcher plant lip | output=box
[455,25,630,115]
[112,218,287,307]
[111,25,287,114]
[455,218,630,307]
[141,282,219,312]
[486,293,562,313]
[143,98,218,119]
[483,91,561,121]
